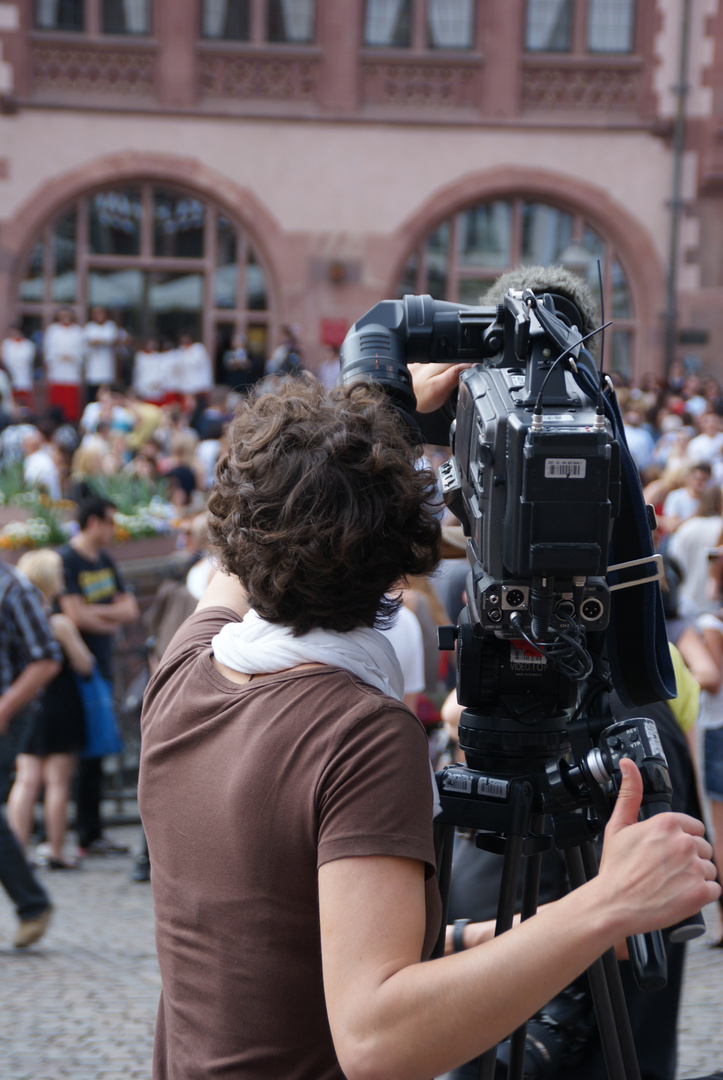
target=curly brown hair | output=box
[207,375,441,634]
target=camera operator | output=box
[138,375,718,1080]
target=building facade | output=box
[0,0,721,382]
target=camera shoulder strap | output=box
[575,359,676,707]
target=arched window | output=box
[14,182,272,381]
[397,197,636,378]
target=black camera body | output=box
[341,288,619,653]
[446,358,617,640]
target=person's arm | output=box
[196,566,249,618]
[0,658,61,735]
[676,624,721,695]
[49,613,95,676]
[319,759,718,1080]
[59,591,139,634]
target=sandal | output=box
[47,856,82,870]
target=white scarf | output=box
[212,609,405,700]
[212,609,441,816]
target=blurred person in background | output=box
[0,559,61,946]
[1,325,35,412]
[133,338,165,405]
[43,308,84,424]
[58,497,140,857]
[82,306,117,403]
[8,549,93,870]
[23,420,62,502]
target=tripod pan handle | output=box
[626,929,667,991]
[666,910,706,943]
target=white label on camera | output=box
[477,776,509,799]
[442,772,474,795]
[540,413,576,423]
[510,647,547,670]
[545,458,586,479]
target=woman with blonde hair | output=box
[7,548,94,869]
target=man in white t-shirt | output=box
[1,326,35,410]
[83,307,118,400]
[132,338,165,403]
[43,308,84,423]
[687,410,723,467]
[23,425,62,502]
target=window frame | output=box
[362,0,477,53]
[199,0,317,45]
[524,0,636,56]
[13,181,273,370]
[398,196,637,380]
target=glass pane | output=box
[215,217,237,309]
[425,222,450,299]
[588,0,635,53]
[149,271,203,341]
[457,202,512,270]
[612,259,632,318]
[457,279,491,306]
[521,202,573,266]
[396,251,419,297]
[18,242,46,303]
[89,189,143,256]
[268,0,315,43]
[364,0,411,47]
[525,0,572,52]
[246,249,268,310]
[88,267,145,338]
[154,192,205,258]
[102,0,150,34]
[36,0,84,31]
[428,0,473,49]
[611,329,632,380]
[202,0,250,39]
[52,211,77,303]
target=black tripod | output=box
[430,641,704,1080]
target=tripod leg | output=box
[507,819,545,1080]
[475,832,526,1080]
[433,821,455,960]
[566,843,642,1080]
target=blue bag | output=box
[75,668,124,759]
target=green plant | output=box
[0,460,28,505]
[84,473,168,515]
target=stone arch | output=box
[387,165,667,372]
[0,151,287,324]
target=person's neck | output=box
[71,532,101,561]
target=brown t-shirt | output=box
[139,608,441,1080]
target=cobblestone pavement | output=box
[0,825,721,1079]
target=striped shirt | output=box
[0,562,63,695]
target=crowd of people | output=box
[0,287,722,1080]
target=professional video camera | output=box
[340,284,694,1080]
[340,286,671,712]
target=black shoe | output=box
[81,837,130,856]
[132,855,150,882]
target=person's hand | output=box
[596,757,720,938]
[409,363,472,413]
